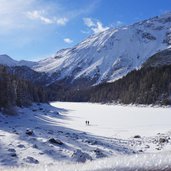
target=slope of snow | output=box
[18,60,37,68]
[1,102,171,170]
[1,13,171,85]
[3,152,171,171]
[33,13,171,84]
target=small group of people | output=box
[85,120,90,126]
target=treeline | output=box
[0,65,50,113]
[88,65,171,105]
[1,52,171,109]
[52,48,171,105]
[58,65,171,105]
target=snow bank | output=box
[1,152,171,171]
[0,102,171,170]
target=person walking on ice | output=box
[85,121,90,125]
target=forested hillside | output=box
[85,49,171,105]
[1,48,171,109]
[88,65,171,105]
[0,65,50,113]
[50,47,171,105]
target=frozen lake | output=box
[1,102,171,171]
[51,102,171,138]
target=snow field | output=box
[0,102,171,170]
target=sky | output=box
[0,0,171,61]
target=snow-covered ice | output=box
[0,102,171,170]
[51,102,171,138]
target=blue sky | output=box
[0,0,171,61]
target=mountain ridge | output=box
[0,54,37,68]
[59,48,171,105]
[32,12,171,84]
[0,12,171,86]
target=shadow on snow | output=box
[0,103,135,166]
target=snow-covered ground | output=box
[51,102,171,138]
[0,102,171,171]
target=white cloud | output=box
[26,10,53,24]
[26,10,68,26]
[92,21,109,34]
[56,17,68,26]
[0,0,70,33]
[83,18,95,27]
[0,0,99,53]
[0,1,98,33]
[0,0,33,31]
[83,17,109,34]
[64,38,73,44]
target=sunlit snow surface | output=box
[2,152,171,171]
[51,102,171,138]
[1,102,171,171]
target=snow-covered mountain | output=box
[1,13,171,86]
[0,54,37,68]
[0,54,18,66]
[143,48,171,68]
[33,12,171,84]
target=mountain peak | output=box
[159,11,171,18]
[0,54,17,66]
[0,54,13,59]
[1,12,171,86]
[33,12,171,85]
[0,54,38,67]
